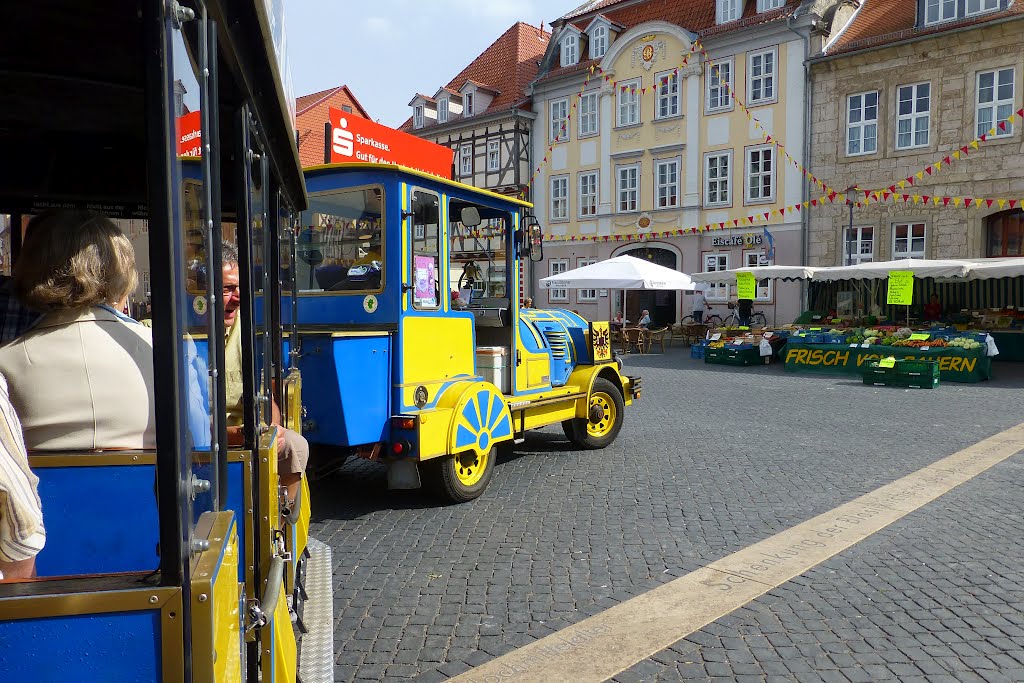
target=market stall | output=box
[692,258,1024,380]
[782,329,991,382]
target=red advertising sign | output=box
[329,106,453,179]
[176,110,202,157]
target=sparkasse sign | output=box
[176,110,202,157]
[329,106,453,179]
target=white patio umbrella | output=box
[540,254,695,324]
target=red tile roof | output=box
[295,85,369,168]
[538,0,800,84]
[400,21,550,132]
[826,0,1024,55]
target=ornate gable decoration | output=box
[632,37,666,71]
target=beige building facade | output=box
[808,2,1024,268]
[529,0,840,327]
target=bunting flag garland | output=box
[522,39,1024,237]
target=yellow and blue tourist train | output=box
[290,163,641,502]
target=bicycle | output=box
[720,301,767,328]
[680,311,724,327]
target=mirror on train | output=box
[460,206,481,228]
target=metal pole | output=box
[845,186,855,266]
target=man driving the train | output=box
[221,242,308,505]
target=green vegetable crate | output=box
[862,359,940,389]
[704,345,763,366]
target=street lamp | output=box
[844,185,856,266]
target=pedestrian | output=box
[523,297,534,309]
[692,284,710,324]
[737,297,753,327]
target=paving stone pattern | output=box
[308,350,1024,682]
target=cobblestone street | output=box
[310,350,1024,682]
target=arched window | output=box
[590,25,607,59]
[986,210,1024,257]
[561,33,578,67]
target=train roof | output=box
[302,163,534,209]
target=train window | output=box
[449,200,511,300]
[248,140,273,430]
[411,190,440,310]
[297,187,384,293]
[172,2,222,522]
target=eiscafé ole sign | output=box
[329,107,453,179]
[712,234,763,247]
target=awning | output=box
[694,265,817,283]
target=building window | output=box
[550,176,569,221]
[967,0,1000,16]
[141,271,152,297]
[464,92,474,116]
[924,0,957,24]
[893,222,926,259]
[342,105,353,113]
[617,78,640,126]
[550,98,569,142]
[757,0,785,10]
[487,140,500,172]
[655,71,680,119]
[577,258,598,301]
[413,105,424,129]
[843,226,874,264]
[716,0,739,23]
[590,25,608,59]
[561,33,578,67]
[579,92,598,137]
[896,82,930,149]
[655,158,679,209]
[460,143,472,176]
[748,48,776,105]
[745,146,774,204]
[579,171,598,217]
[438,98,449,124]
[847,91,878,155]
[744,250,772,301]
[986,210,1024,257]
[706,58,733,113]
[704,151,732,207]
[616,164,640,213]
[703,253,729,301]
[977,68,1014,137]
[548,259,569,303]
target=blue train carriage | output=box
[290,163,642,502]
[0,1,327,682]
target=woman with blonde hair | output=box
[0,211,155,451]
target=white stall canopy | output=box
[540,254,695,291]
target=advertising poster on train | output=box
[176,110,202,157]
[414,254,438,307]
[329,106,453,178]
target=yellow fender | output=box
[566,363,631,419]
[437,381,515,457]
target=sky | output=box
[283,0,585,128]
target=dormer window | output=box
[590,25,608,59]
[925,0,999,24]
[716,0,740,24]
[465,92,474,116]
[438,98,449,123]
[414,105,424,129]
[757,0,784,10]
[561,32,578,67]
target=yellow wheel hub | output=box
[454,448,488,487]
[587,392,616,438]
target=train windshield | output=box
[296,187,384,293]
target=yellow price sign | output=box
[878,357,896,368]
[887,271,914,305]
[909,333,930,341]
[736,272,756,300]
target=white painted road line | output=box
[447,422,1024,683]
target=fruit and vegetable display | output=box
[948,337,984,350]
[786,324,987,351]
